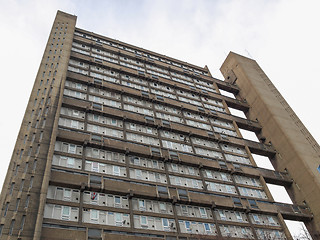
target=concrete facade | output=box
[221,52,320,238]
[0,11,317,240]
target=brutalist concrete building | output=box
[0,10,319,240]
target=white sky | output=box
[0,0,319,238]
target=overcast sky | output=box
[0,0,319,237]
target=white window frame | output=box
[139,199,145,211]
[235,212,243,221]
[61,206,70,220]
[171,163,178,172]
[140,216,148,226]
[115,213,123,226]
[136,169,142,179]
[113,165,120,176]
[219,210,226,220]
[162,218,169,231]
[204,223,211,233]
[252,214,260,223]
[71,120,78,128]
[185,221,191,232]
[90,209,99,223]
[159,202,166,212]
[68,144,76,154]
[206,170,213,178]
[181,205,188,215]
[66,157,75,167]
[199,207,207,218]
[63,189,72,201]
[114,196,121,207]
[92,161,99,172]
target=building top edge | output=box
[74,27,209,74]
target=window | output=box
[218,210,226,220]
[206,170,212,178]
[178,189,188,200]
[208,182,217,191]
[90,209,98,222]
[139,200,145,210]
[113,166,120,176]
[115,196,121,206]
[29,176,34,188]
[188,167,195,175]
[20,180,25,191]
[40,131,43,141]
[10,183,15,195]
[93,114,99,121]
[63,189,71,201]
[92,162,99,172]
[67,157,75,167]
[92,125,98,133]
[232,197,242,207]
[160,202,166,211]
[90,175,101,185]
[20,215,26,230]
[61,206,70,220]
[147,127,153,134]
[115,213,122,226]
[9,220,15,235]
[73,110,79,116]
[185,221,191,232]
[199,207,207,218]
[68,144,76,154]
[33,160,37,171]
[140,216,148,226]
[181,205,188,215]
[136,169,142,179]
[15,199,20,211]
[152,160,158,168]
[171,164,178,172]
[28,147,32,156]
[155,173,160,182]
[14,165,19,176]
[162,218,169,231]
[25,196,30,208]
[111,119,117,125]
[132,156,140,165]
[226,185,233,193]
[318,165,320,173]
[19,149,24,159]
[249,199,258,209]
[3,202,9,216]
[175,176,181,185]
[192,179,199,188]
[42,118,46,128]
[130,123,136,130]
[88,228,102,238]
[235,212,243,221]
[0,224,3,236]
[204,223,211,232]
[252,214,260,223]
[71,120,78,128]
[91,192,98,202]
[275,230,281,238]
[267,216,276,225]
[221,173,228,181]
[251,178,257,185]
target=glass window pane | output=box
[91,209,98,219]
[62,206,70,216]
[115,213,122,222]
